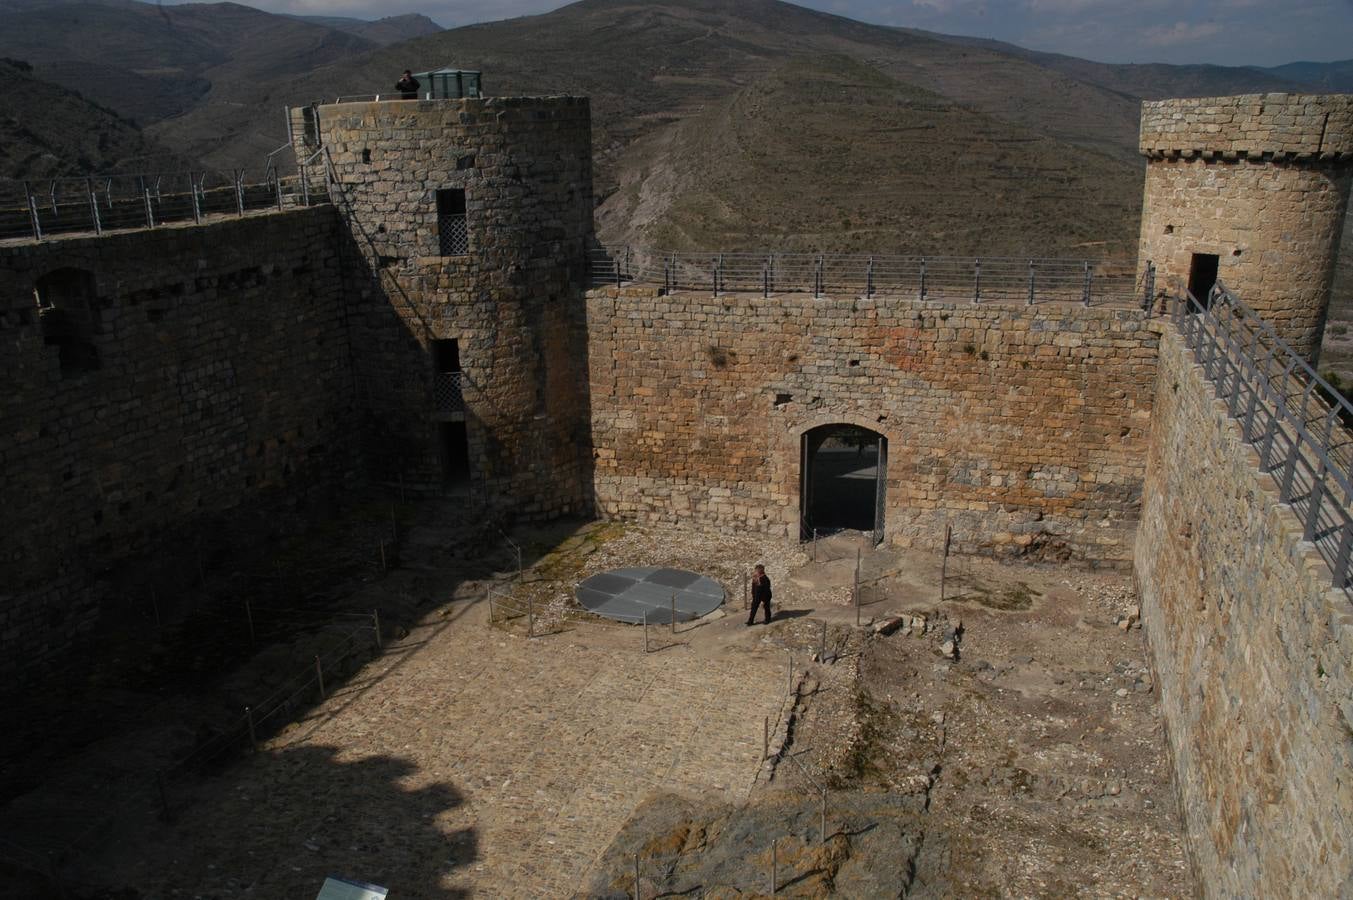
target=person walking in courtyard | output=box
[396,69,420,99]
[747,564,773,625]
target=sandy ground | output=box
[3,513,1192,898]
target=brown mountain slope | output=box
[178,0,1310,251]
[603,53,1140,257]
[0,58,192,178]
[0,1,376,127]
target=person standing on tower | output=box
[747,564,773,626]
[396,69,420,99]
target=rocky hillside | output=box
[0,58,190,178]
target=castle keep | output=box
[2,91,1352,894]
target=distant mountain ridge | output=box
[1262,59,1353,93]
[287,12,442,46]
[0,0,1348,265]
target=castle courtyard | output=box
[22,515,1191,898]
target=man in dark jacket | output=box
[747,564,772,625]
[396,70,420,99]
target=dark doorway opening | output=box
[1188,253,1219,309]
[800,424,887,543]
[439,422,470,486]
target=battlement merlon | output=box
[1139,92,1353,161]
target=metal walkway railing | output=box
[0,167,331,242]
[587,246,1138,305]
[1169,283,1353,591]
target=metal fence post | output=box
[315,655,326,699]
[528,594,535,638]
[141,175,155,228]
[854,547,862,625]
[191,173,203,224]
[234,169,245,216]
[1027,259,1035,305]
[815,255,823,299]
[918,257,927,301]
[24,181,42,240]
[973,258,981,303]
[643,611,649,653]
[373,609,383,650]
[763,715,769,760]
[1082,261,1092,306]
[670,593,676,635]
[821,787,828,843]
[634,853,641,900]
[866,256,874,298]
[771,838,777,894]
[87,177,102,235]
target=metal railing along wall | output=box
[1169,283,1353,591]
[0,169,331,242]
[588,247,1137,305]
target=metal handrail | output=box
[1170,282,1353,591]
[587,246,1134,305]
[0,168,330,241]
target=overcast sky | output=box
[228,0,1352,68]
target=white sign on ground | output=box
[316,875,389,900]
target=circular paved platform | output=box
[576,567,725,625]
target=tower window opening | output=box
[437,188,468,256]
[432,338,461,373]
[438,422,471,487]
[432,339,463,414]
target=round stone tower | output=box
[1137,92,1353,363]
[291,95,595,517]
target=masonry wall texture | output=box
[1138,93,1353,363]
[299,97,595,518]
[1135,328,1353,896]
[586,286,1156,562]
[0,207,356,681]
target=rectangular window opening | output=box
[437,188,468,256]
[432,338,460,373]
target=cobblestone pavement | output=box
[97,597,789,899]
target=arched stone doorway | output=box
[800,423,887,544]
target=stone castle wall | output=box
[1135,328,1353,895]
[586,286,1156,563]
[1138,94,1353,362]
[306,97,595,517]
[0,207,356,681]
[1139,93,1353,160]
